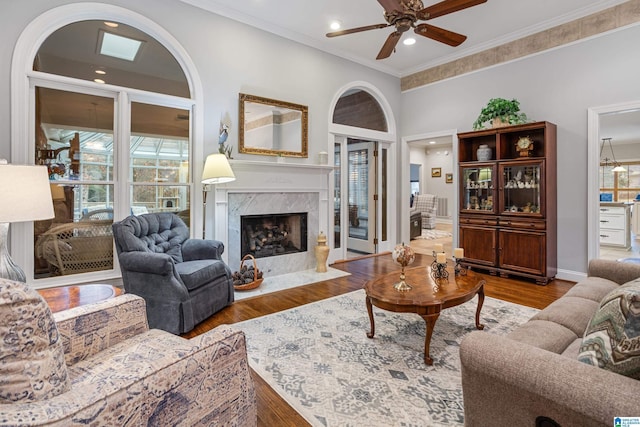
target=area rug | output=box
[236,289,539,427]
[414,229,452,240]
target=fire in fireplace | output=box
[241,212,308,259]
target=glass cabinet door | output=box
[500,161,544,215]
[460,164,496,213]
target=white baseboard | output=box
[555,268,586,283]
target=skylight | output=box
[99,31,143,61]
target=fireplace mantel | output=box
[211,158,332,275]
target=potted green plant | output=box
[472,98,529,130]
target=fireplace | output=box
[241,212,308,259]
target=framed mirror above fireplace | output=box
[238,93,308,158]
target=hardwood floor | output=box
[182,252,575,427]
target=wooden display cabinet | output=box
[458,121,557,284]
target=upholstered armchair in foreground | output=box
[0,279,256,426]
[112,212,234,334]
[411,194,438,229]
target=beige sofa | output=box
[460,259,640,427]
[0,292,257,426]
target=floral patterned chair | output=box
[0,278,257,426]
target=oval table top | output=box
[364,264,485,309]
[38,283,123,313]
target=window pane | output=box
[130,102,191,228]
[34,20,189,98]
[34,88,115,279]
[334,143,341,249]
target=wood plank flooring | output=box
[182,253,575,427]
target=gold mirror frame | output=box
[239,93,308,158]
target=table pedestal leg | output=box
[366,296,375,339]
[475,284,485,330]
[420,313,440,365]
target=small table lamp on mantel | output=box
[201,153,236,238]
[0,160,54,282]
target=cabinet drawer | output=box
[599,214,625,230]
[599,229,626,245]
[599,206,625,215]
[499,219,546,230]
[459,217,498,226]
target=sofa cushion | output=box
[176,260,229,291]
[560,338,583,358]
[578,283,640,379]
[531,296,600,337]
[563,277,620,303]
[507,320,578,354]
[0,278,70,403]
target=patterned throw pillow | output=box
[0,278,70,403]
[578,282,640,379]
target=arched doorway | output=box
[10,4,203,286]
[328,82,397,261]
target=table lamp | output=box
[0,161,54,282]
[201,154,235,238]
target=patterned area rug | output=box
[414,229,453,240]
[236,289,538,427]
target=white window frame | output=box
[10,3,203,288]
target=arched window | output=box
[332,89,388,132]
[13,11,200,285]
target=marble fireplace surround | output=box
[213,160,333,276]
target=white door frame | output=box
[587,100,640,262]
[400,129,459,245]
[327,82,397,262]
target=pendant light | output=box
[600,137,626,173]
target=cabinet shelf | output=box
[458,121,557,284]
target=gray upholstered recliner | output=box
[112,212,234,334]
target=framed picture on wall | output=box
[432,167,442,178]
[445,173,453,183]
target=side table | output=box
[38,284,123,313]
[410,211,422,240]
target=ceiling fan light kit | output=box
[326,0,487,59]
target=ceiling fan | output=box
[326,0,487,60]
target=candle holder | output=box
[430,260,449,280]
[453,256,467,276]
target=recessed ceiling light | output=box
[403,38,416,46]
[429,140,436,144]
[94,78,105,84]
[95,69,106,75]
[330,20,342,31]
[104,22,119,28]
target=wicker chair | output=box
[36,220,114,276]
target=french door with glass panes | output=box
[347,140,377,254]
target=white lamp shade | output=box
[0,164,54,223]
[202,154,236,184]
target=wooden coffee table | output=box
[364,264,485,365]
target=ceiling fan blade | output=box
[326,23,390,38]
[418,0,487,20]
[376,31,402,60]
[377,0,403,14]
[415,23,467,46]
